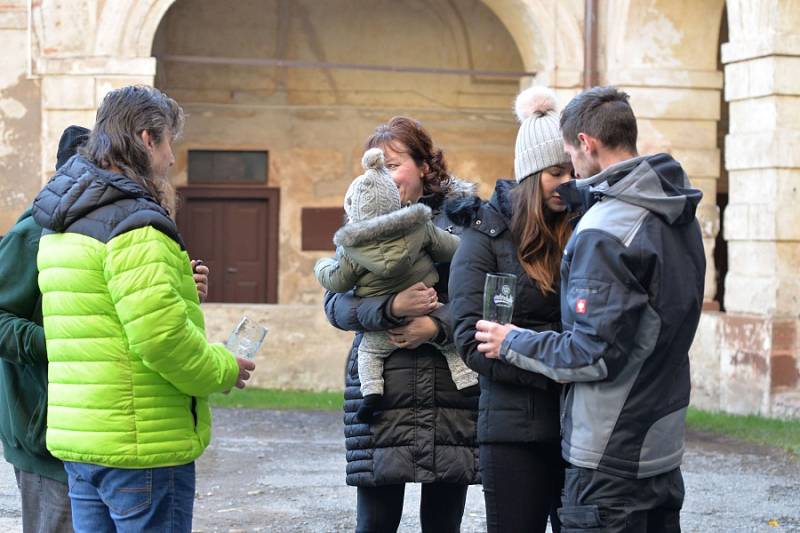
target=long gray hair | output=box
[80,85,184,217]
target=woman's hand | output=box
[191,260,209,302]
[388,316,439,349]
[475,320,519,359]
[391,282,439,317]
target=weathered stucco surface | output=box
[0,0,798,417]
[152,0,526,304]
[202,303,350,391]
[0,2,41,233]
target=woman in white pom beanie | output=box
[448,86,575,533]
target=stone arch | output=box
[144,0,539,306]
[94,0,582,86]
[94,0,177,57]
[480,0,583,81]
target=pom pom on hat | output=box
[514,86,558,123]
[362,148,385,171]
[513,86,570,182]
[345,148,401,223]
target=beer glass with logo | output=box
[483,273,517,324]
[225,316,268,360]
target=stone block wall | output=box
[202,303,351,392]
[0,0,798,418]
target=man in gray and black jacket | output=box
[475,86,705,532]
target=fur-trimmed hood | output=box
[331,202,459,283]
[419,176,477,213]
[443,176,478,202]
[444,179,516,236]
[334,203,432,248]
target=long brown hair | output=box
[81,85,184,217]
[510,168,573,294]
[365,116,451,201]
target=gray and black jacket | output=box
[498,153,705,479]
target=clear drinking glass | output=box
[225,316,268,360]
[483,273,517,324]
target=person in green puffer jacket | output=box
[31,86,255,533]
[0,125,211,533]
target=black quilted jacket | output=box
[446,179,562,444]
[323,181,480,487]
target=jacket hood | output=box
[32,156,161,232]
[419,176,477,212]
[572,153,702,225]
[14,207,34,226]
[334,203,432,248]
[445,179,515,229]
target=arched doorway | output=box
[150,0,528,304]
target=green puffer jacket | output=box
[314,203,459,298]
[32,156,239,469]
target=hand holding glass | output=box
[483,273,517,324]
[225,316,268,360]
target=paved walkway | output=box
[0,408,798,532]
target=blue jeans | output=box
[64,461,195,533]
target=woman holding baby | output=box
[322,117,480,533]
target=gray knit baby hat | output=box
[343,148,401,223]
[513,86,571,183]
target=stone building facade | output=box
[0,0,797,417]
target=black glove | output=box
[356,394,382,423]
[461,384,480,397]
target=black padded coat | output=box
[446,180,562,444]
[324,180,480,487]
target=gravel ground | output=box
[0,408,797,532]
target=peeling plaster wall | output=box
[0,3,41,234]
[0,0,796,416]
[153,0,525,305]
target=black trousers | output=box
[355,482,468,533]
[480,441,565,533]
[558,466,685,532]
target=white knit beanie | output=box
[344,148,401,223]
[513,86,571,183]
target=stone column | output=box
[721,0,800,417]
[597,0,730,412]
[0,1,41,233]
[600,0,726,307]
[37,57,155,184]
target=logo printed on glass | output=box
[484,273,517,324]
[493,284,514,308]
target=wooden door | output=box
[177,186,279,303]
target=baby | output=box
[315,148,478,421]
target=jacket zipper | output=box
[191,396,198,427]
[528,392,535,419]
[559,384,570,436]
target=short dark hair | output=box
[560,86,637,152]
